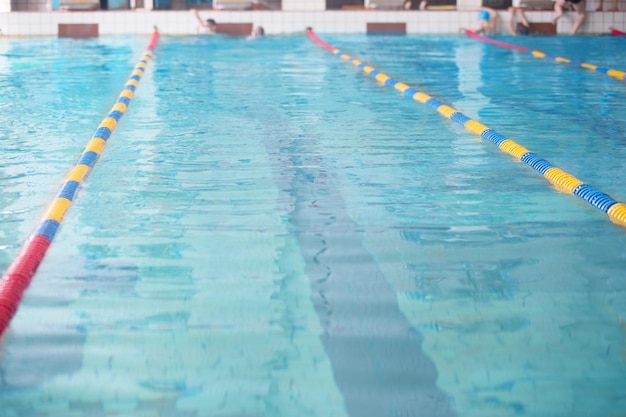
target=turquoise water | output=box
[1,33,625,417]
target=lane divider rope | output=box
[0,29,160,338]
[465,29,626,82]
[305,28,626,229]
[610,27,626,36]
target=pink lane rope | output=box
[306,27,335,51]
[464,29,529,52]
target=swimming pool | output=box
[1,33,625,417]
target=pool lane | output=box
[0,30,160,338]
[257,94,457,416]
[305,29,626,230]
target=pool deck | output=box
[0,8,624,36]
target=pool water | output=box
[1,33,625,417]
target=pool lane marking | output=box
[305,28,626,229]
[0,29,160,338]
[465,29,626,82]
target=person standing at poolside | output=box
[508,0,531,35]
[403,0,428,10]
[553,0,586,34]
[191,8,217,35]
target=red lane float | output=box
[0,29,160,338]
[610,27,626,36]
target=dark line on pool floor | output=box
[288,169,455,417]
[263,131,455,417]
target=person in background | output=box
[191,8,217,34]
[403,0,428,10]
[467,7,498,34]
[508,0,531,35]
[247,25,265,40]
[553,0,586,34]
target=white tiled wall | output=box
[0,6,625,36]
[282,0,325,11]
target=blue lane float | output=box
[305,28,626,229]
